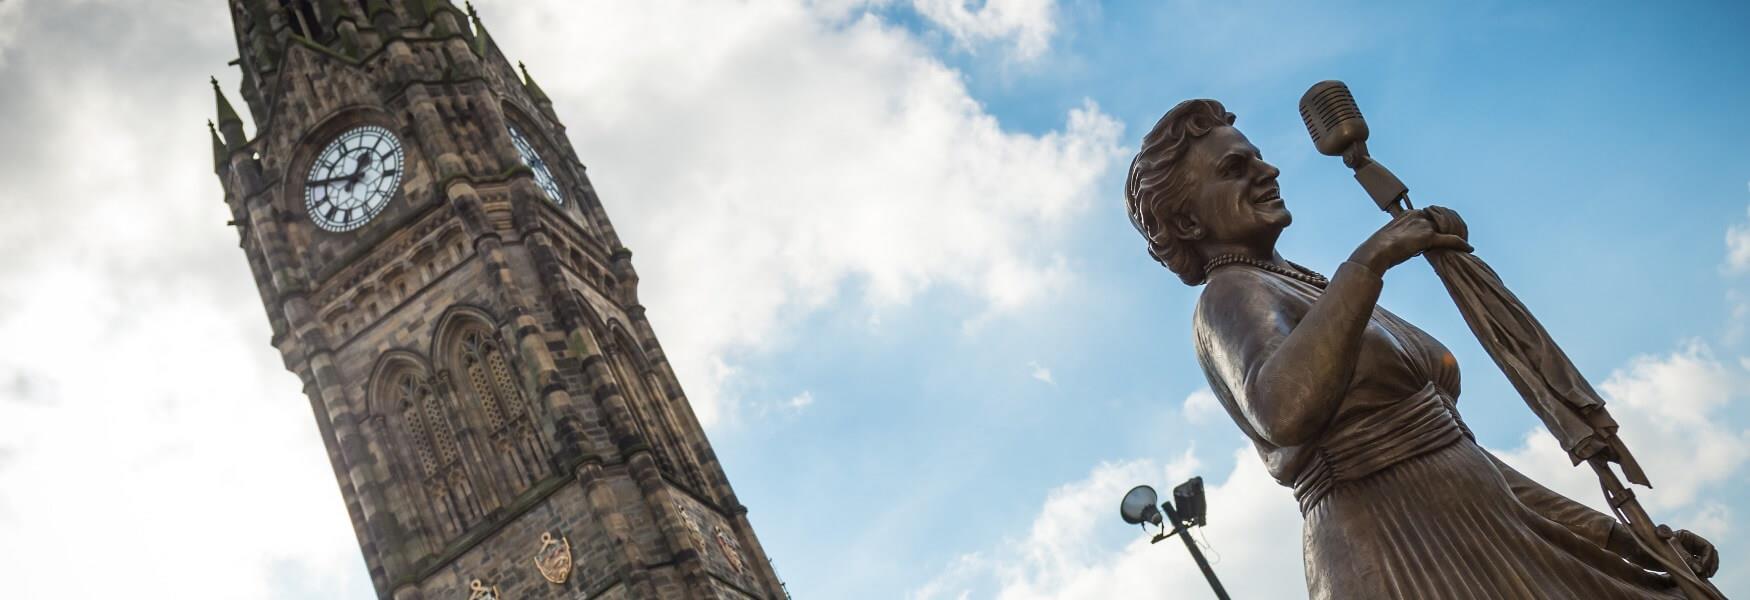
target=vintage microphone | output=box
[1298,80,1723,600]
[1298,81,1413,216]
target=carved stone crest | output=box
[467,579,500,600]
[675,500,706,550]
[533,531,574,584]
[714,525,746,573]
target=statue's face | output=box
[1173,125,1291,248]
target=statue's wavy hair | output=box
[1125,99,1236,286]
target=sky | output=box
[0,0,1748,598]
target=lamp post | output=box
[1120,477,1230,600]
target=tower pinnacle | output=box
[211,76,246,149]
[519,62,552,106]
[466,2,494,57]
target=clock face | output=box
[508,125,564,205]
[304,125,404,232]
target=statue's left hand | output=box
[1421,205,1469,243]
[1666,526,1720,579]
[1608,524,1720,578]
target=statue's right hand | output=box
[1349,207,1473,273]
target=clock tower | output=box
[208,2,786,598]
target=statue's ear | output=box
[1169,213,1204,242]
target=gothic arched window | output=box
[391,371,482,537]
[456,329,549,492]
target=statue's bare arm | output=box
[1196,262,1383,447]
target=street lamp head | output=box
[1120,485,1163,526]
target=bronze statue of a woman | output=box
[1127,99,1720,599]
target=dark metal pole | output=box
[1162,502,1230,600]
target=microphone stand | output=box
[1346,144,1723,600]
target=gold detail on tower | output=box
[533,531,574,584]
[467,579,501,600]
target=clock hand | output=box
[357,166,398,188]
[307,174,357,186]
[344,153,375,192]
[308,153,379,188]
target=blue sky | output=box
[0,0,1746,598]
[700,1,1750,597]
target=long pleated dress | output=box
[1193,263,1680,599]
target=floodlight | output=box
[1173,476,1207,527]
[1119,485,1163,526]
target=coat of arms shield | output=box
[714,526,746,573]
[675,499,706,551]
[533,531,574,584]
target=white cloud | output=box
[0,3,371,597]
[1728,290,1750,344]
[1726,214,1750,273]
[1491,341,1750,523]
[1028,361,1054,385]
[1486,342,1750,592]
[1181,387,1220,425]
[491,0,1123,427]
[0,268,369,599]
[911,0,1059,62]
[911,445,1305,600]
[1722,201,1750,340]
[1687,502,1734,539]
[787,390,817,411]
[0,0,23,66]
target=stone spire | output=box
[519,61,552,106]
[211,77,247,149]
[466,2,493,57]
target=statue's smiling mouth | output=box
[1255,190,1282,205]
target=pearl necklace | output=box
[1204,254,1329,287]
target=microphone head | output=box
[1299,80,1369,157]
